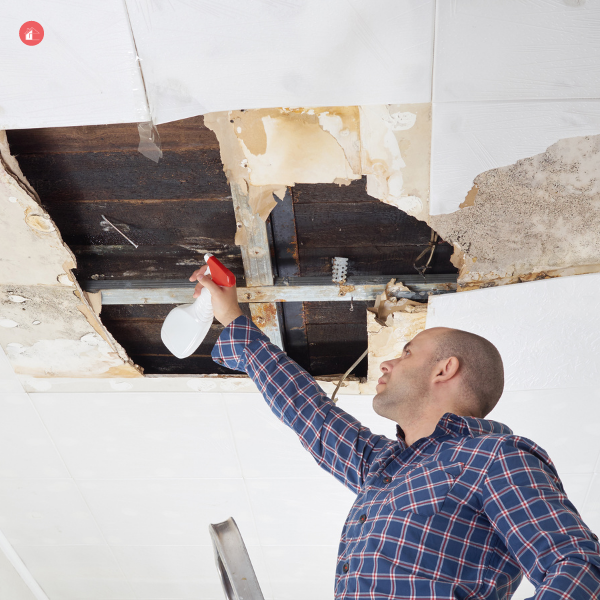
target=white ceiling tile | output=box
[0,346,17,380]
[335,396,398,441]
[427,273,600,391]
[488,388,600,476]
[0,544,40,600]
[1,3,149,129]
[581,473,600,537]
[433,1,600,102]
[246,477,355,547]
[0,393,69,478]
[262,545,339,600]
[559,473,595,517]
[0,480,104,546]
[112,544,270,600]
[0,380,25,393]
[125,0,435,124]
[430,100,600,215]
[512,577,536,600]
[225,393,330,479]
[226,394,397,480]
[78,479,259,546]
[32,393,241,479]
[14,545,136,600]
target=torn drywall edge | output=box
[18,373,366,395]
[0,284,141,378]
[205,105,431,224]
[0,133,142,378]
[364,308,428,395]
[360,104,431,222]
[431,134,600,288]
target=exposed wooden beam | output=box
[230,182,285,350]
[269,188,310,370]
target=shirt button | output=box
[359,514,366,523]
[342,563,349,573]
[592,533,599,541]
[383,476,392,484]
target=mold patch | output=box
[431,134,600,288]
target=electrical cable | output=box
[331,347,369,403]
[413,229,439,280]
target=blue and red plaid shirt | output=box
[213,315,600,599]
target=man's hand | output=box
[189,266,243,328]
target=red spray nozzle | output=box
[204,253,236,287]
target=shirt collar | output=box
[394,412,511,447]
[434,412,513,438]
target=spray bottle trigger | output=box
[205,255,235,287]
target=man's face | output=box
[373,328,445,421]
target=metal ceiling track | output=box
[84,275,457,305]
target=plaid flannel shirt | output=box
[212,315,600,599]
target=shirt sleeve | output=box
[211,314,394,493]
[481,437,600,599]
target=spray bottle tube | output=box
[160,253,235,359]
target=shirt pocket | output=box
[389,461,464,516]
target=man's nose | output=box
[380,360,392,373]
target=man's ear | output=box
[432,356,460,383]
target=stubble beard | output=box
[373,366,430,423]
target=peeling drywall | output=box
[365,307,427,394]
[204,104,431,223]
[431,134,600,289]
[364,279,428,392]
[0,131,141,378]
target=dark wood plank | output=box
[71,245,244,282]
[309,354,368,378]
[292,178,375,204]
[298,244,455,277]
[101,303,252,321]
[304,301,370,325]
[5,116,219,154]
[45,197,236,246]
[129,354,241,375]
[12,148,229,202]
[295,201,434,247]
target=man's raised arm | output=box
[190,268,394,493]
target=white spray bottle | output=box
[160,253,236,359]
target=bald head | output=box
[428,328,504,418]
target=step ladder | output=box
[209,517,265,600]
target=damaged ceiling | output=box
[1,1,600,386]
[3,104,600,382]
[2,113,456,379]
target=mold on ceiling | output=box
[432,134,600,290]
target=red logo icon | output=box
[19,21,44,46]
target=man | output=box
[191,267,600,599]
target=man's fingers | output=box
[189,265,208,282]
[195,273,220,294]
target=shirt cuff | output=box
[211,314,270,371]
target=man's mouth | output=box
[378,379,386,386]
